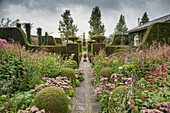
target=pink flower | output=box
[114,79,117,82]
[119,83,124,85]
[106,83,112,87]
[122,77,127,81]
[42,77,48,80]
[100,77,108,82]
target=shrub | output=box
[34,87,68,113]
[64,60,78,69]
[91,34,105,43]
[98,67,113,78]
[109,85,143,113]
[60,68,76,87]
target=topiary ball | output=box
[65,60,78,69]
[34,87,68,113]
[98,67,113,78]
[60,68,76,87]
[109,85,143,113]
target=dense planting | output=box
[0,39,84,112]
[89,41,170,113]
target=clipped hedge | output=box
[142,22,170,45]
[0,27,30,46]
[110,34,129,45]
[27,45,67,54]
[106,45,131,56]
[47,36,57,45]
[54,38,62,44]
[67,43,80,65]
[91,43,105,56]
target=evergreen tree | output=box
[114,15,128,34]
[58,10,78,42]
[140,12,149,25]
[88,6,105,37]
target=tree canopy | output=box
[140,12,149,25]
[88,6,105,37]
[114,15,128,34]
[58,10,78,42]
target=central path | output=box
[71,56,101,113]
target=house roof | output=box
[127,14,170,33]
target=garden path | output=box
[71,55,101,113]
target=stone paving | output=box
[71,56,101,113]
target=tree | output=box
[140,12,149,25]
[58,10,78,42]
[88,6,105,37]
[114,15,128,34]
[0,18,20,27]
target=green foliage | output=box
[37,27,42,45]
[142,22,170,45]
[114,15,128,34]
[34,87,68,113]
[67,43,80,64]
[0,46,26,95]
[60,68,76,87]
[25,23,31,44]
[140,12,149,25]
[76,79,80,86]
[106,45,130,56]
[98,67,113,78]
[47,36,57,45]
[88,6,105,37]
[110,34,129,45]
[68,35,78,42]
[0,91,34,112]
[64,60,78,69]
[91,43,105,57]
[44,32,48,45]
[91,34,106,43]
[76,39,82,43]
[0,27,30,46]
[58,10,78,42]
[55,38,62,44]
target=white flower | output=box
[118,67,123,69]
[113,60,115,64]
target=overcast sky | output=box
[0,0,170,38]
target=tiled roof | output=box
[127,14,170,33]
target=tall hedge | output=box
[0,27,30,46]
[47,36,57,45]
[142,22,170,45]
[110,34,129,45]
[67,43,80,65]
[91,43,105,56]
[55,38,62,44]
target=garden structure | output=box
[0,19,170,113]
